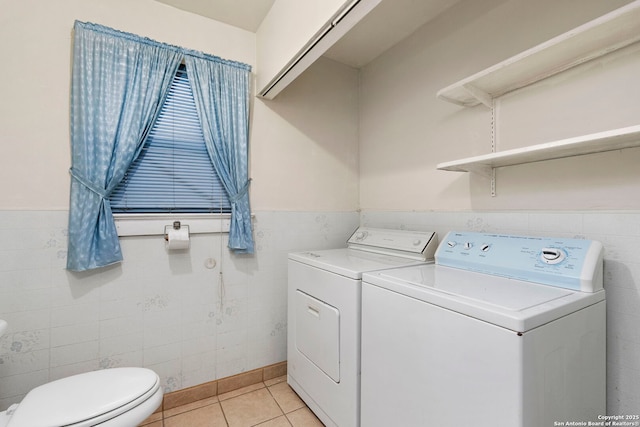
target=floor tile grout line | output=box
[250,412,290,427]
[219,398,230,427]
[265,381,285,415]
[161,397,221,422]
[160,398,226,425]
[254,382,287,426]
[283,412,293,427]
[219,381,267,402]
[220,382,282,427]
[268,382,309,416]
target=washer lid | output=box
[381,266,573,310]
[8,368,160,427]
[365,265,605,332]
[289,248,428,279]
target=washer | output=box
[360,231,606,427]
[288,227,438,427]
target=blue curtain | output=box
[186,56,254,253]
[67,22,182,271]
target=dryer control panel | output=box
[347,227,438,261]
[436,231,603,292]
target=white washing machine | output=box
[360,231,606,427]
[288,227,438,427]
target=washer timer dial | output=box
[540,247,566,265]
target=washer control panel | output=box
[436,231,604,292]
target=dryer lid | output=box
[289,248,430,279]
[8,368,160,427]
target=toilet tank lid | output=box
[8,367,160,427]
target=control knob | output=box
[354,231,368,241]
[541,247,566,265]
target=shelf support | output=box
[464,164,493,178]
[461,83,493,108]
[490,99,499,196]
[491,168,496,197]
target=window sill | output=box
[113,213,232,237]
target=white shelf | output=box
[437,1,640,107]
[437,126,640,175]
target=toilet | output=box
[0,320,163,426]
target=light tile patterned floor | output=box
[140,376,324,427]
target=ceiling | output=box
[153,0,462,68]
[153,0,276,32]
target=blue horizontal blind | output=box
[110,65,231,213]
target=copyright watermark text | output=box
[554,415,640,426]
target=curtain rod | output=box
[74,21,252,72]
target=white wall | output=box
[0,0,361,410]
[0,0,254,210]
[358,0,640,415]
[252,56,360,211]
[0,0,359,212]
[359,0,638,211]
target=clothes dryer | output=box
[288,227,438,427]
[360,231,606,427]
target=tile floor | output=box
[140,376,324,427]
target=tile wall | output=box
[1,209,638,415]
[0,210,359,411]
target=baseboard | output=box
[158,361,288,412]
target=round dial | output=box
[354,231,368,241]
[541,247,566,264]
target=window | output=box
[110,65,230,214]
[68,21,253,271]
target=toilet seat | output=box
[6,367,161,427]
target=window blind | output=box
[110,65,231,213]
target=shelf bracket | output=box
[464,164,493,179]
[462,83,493,108]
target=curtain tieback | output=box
[229,178,252,204]
[69,168,109,199]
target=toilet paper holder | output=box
[164,221,189,241]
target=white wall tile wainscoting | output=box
[1,209,638,415]
[0,210,358,410]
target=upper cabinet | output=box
[256,0,381,99]
[436,0,640,108]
